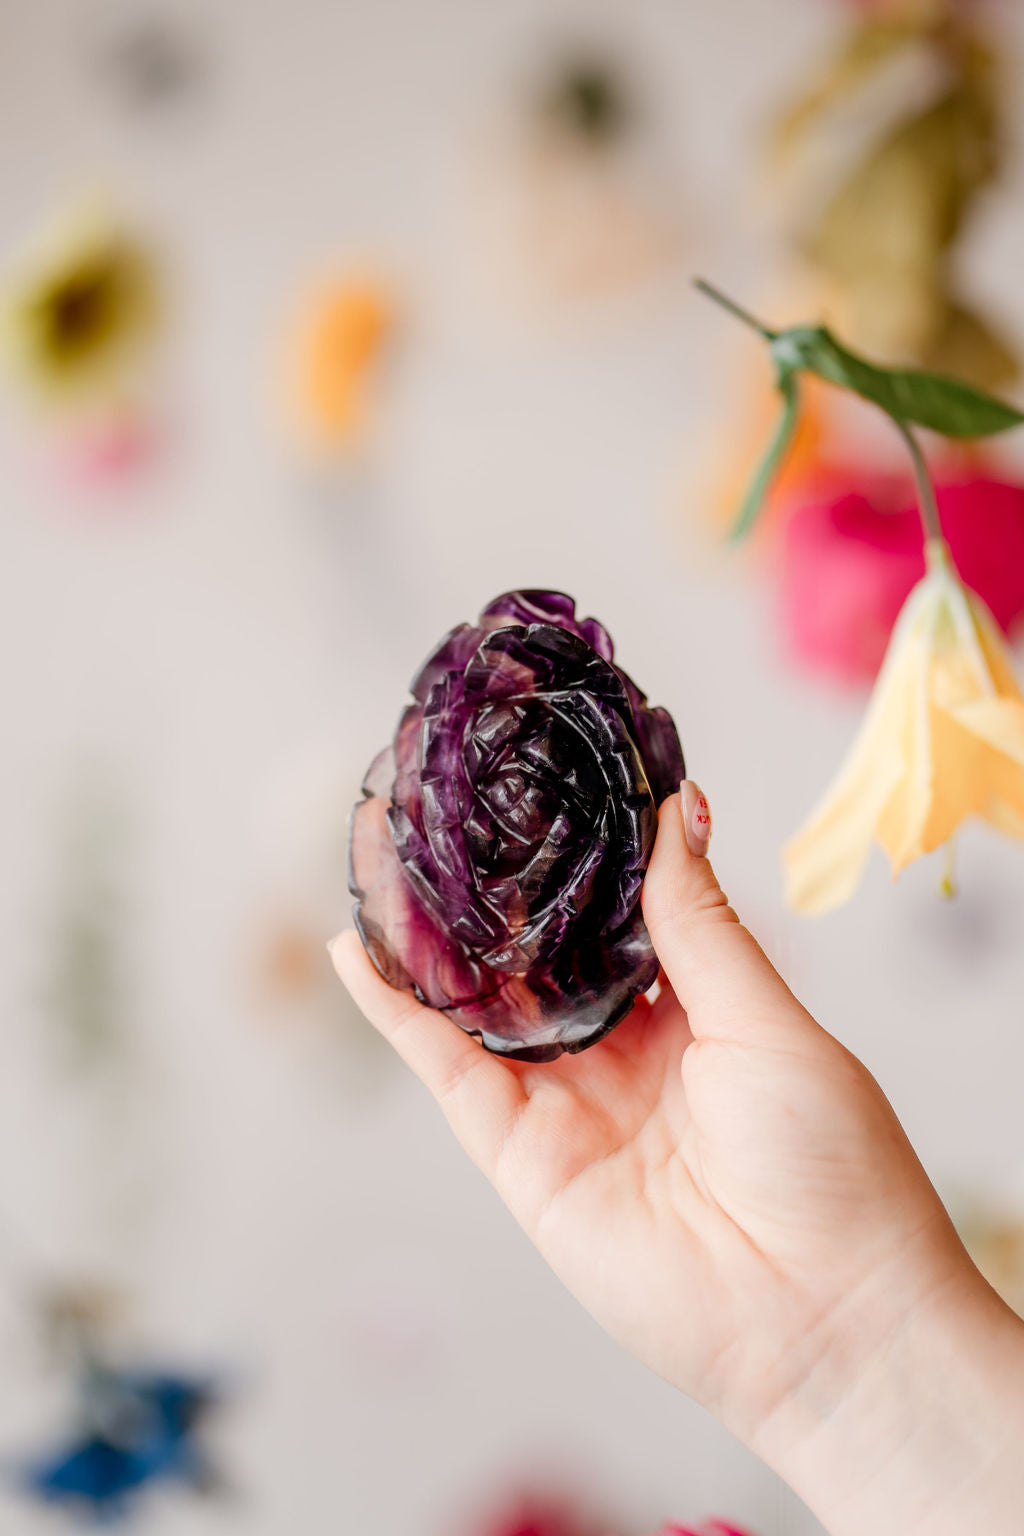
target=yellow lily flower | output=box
[784,539,1024,914]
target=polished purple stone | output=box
[348,590,685,1060]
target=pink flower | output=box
[655,1523,756,1536]
[779,465,1024,685]
[480,1498,591,1536]
[476,1498,757,1536]
[57,412,156,488]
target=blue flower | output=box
[24,1366,221,1524]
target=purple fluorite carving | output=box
[348,591,684,1061]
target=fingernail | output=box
[326,931,346,959]
[679,780,711,857]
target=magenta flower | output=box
[348,590,684,1060]
[484,1503,587,1536]
[779,467,1024,685]
[655,1524,757,1536]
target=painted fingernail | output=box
[679,780,712,857]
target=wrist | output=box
[752,1240,1024,1536]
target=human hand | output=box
[331,784,1024,1536]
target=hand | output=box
[331,784,1024,1536]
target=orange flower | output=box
[291,279,394,452]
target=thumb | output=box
[642,784,818,1046]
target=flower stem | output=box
[693,278,777,341]
[892,417,944,548]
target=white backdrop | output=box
[2,2,1024,1533]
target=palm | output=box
[339,934,951,1427]
[486,987,777,1409]
[333,803,993,1532]
[469,978,942,1439]
[496,987,693,1224]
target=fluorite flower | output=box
[348,591,685,1060]
[784,541,1024,913]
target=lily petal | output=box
[874,619,936,876]
[784,551,1024,913]
[783,636,919,913]
[969,594,1024,702]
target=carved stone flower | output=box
[348,591,684,1060]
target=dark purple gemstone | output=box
[348,591,685,1060]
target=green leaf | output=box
[772,326,1024,438]
[730,368,800,541]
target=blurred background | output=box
[2,1,1024,1532]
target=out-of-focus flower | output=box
[472,1493,758,1536]
[262,921,326,997]
[780,466,1024,683]
[38,1284,126,1360]
[289,278,394,454]
[481,1496,590,1536]
[349,590,685,1060]
[92,13,206,111]
[839,0,978,12]
[656,1524,757,1536]
[2,207,157,404]
[505,146,682,301]
[784,540,1024,913]
[471,50,683,307]
[22,1364,223,1523]
[768,2,1013,391]
[57,411,157,488]
[540,57,633,147]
